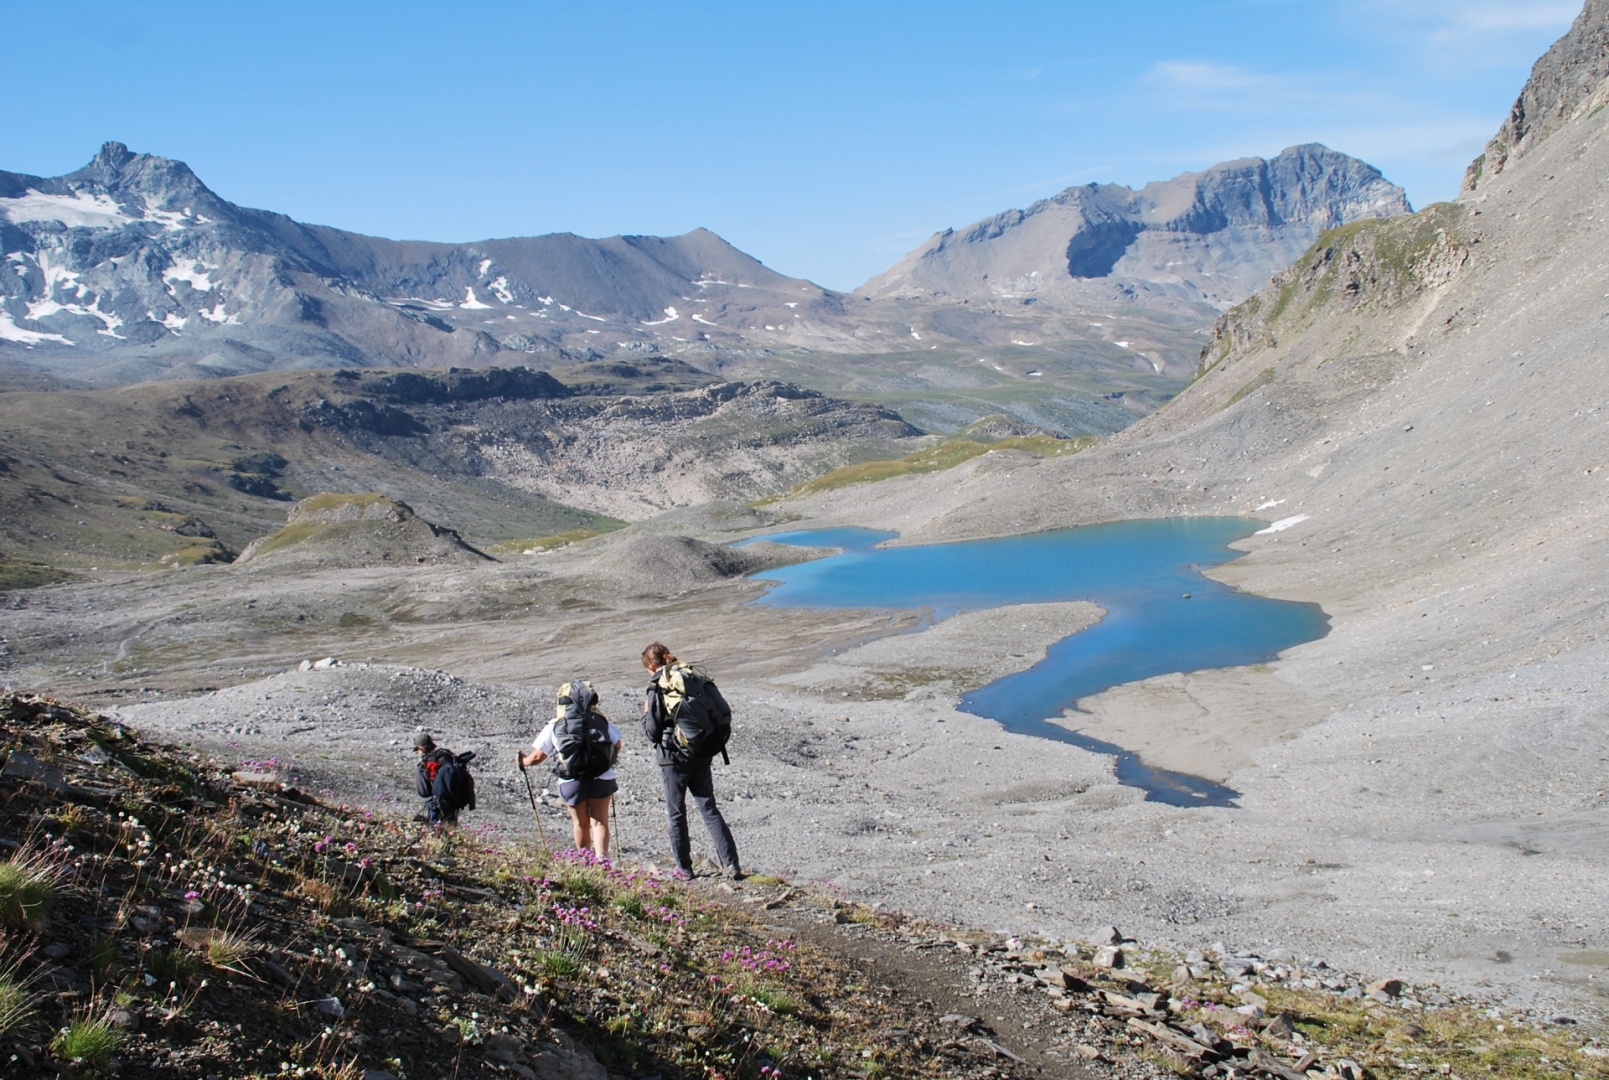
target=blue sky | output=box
[1,1,1579,290]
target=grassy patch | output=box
[785,433,1097,497]
[0,960,37,1037]
[50,1010,122,1072]
[487,521,626,555]
[156,538,233,567]
[296,492,390,514]
[145,945,201,988]
[0,553,76,590]
[0,848,59,930]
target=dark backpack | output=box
[551,680,617,781]
[431,751,477,813]
[657,664,732,764]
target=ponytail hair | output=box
[642,642,677,670]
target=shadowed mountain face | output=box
[0,143,833,385]
[859,145,1410,310]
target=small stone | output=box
[939,1014,977,1027]
[1265,1014,1295,1040]
[316,996,345,1020]
[1170,965,1192,987]
[108,1008,139,1031]
[1093,945,1123,969]
[1239,990,1268,1011]
[1367,977,1404,998]
[1074,1045,1102,1061]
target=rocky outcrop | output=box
[1197,201,1472,375]
[1464,0,1609,192]
[235,493,491,568]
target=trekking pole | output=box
[610,793,623,864]
[518,756,551,853]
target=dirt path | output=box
[698,877,1174,1080]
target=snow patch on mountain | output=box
[1,190,134,229]
[163,257,214,294]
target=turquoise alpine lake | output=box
[739,519,1329,807]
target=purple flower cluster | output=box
[550,903,600,931]
[719,942,793,974]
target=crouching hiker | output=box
[641,643,741,880]
[519,680,622,860]
[414,732,476,826]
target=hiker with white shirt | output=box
[518,679,622,860]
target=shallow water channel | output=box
[740,519,1329,807]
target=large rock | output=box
[235,493,491,568]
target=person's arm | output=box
[415,761,432,797]
[640,683,665,745]
[520,721,555,769]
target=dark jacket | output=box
[641,680,678,768]
[415,747,456,798]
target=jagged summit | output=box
[859,144,1409,310]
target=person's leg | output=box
[566,803,591,851]
[686,758,739,874]
[660,765,694,874]
[585,797,611,861]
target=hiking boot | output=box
[722,865,744,881]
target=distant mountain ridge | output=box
[1,140,1411,442]
[0,142,832,384]
[859,144,1410,310]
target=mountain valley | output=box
[4,2,1609,1065]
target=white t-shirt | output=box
[534,716,623,782]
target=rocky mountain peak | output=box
[64,141,218,212]
[859,144,1408,310]
[1464,0,1609,191]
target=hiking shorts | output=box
[556,776,618,806]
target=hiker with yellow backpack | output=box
[640,643,741,880]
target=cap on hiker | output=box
[414,732,436,752]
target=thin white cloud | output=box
[1347,1,1577,53]
[1427,2,1580,39]
[1145,60,1294,93]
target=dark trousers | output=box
[659,759,738,874]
